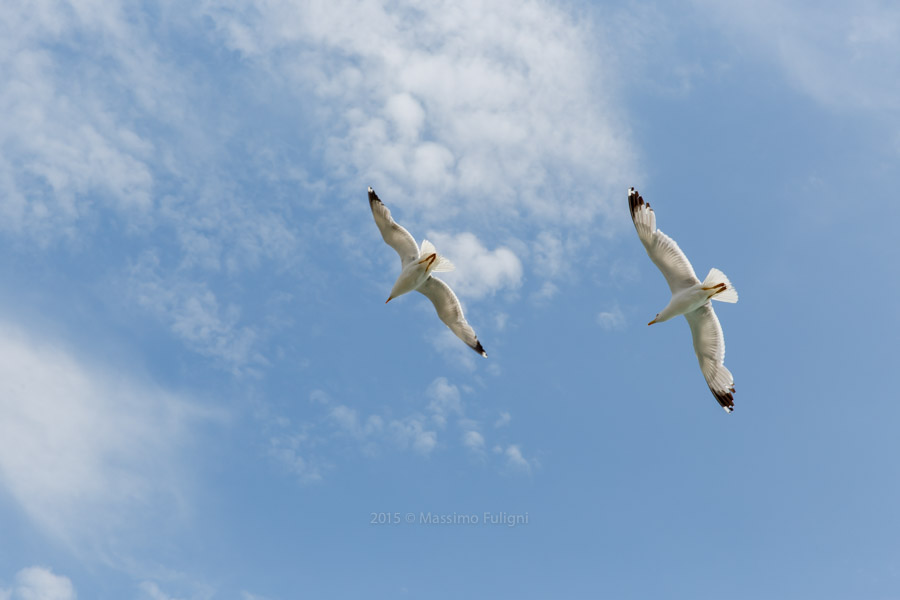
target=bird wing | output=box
[628,188,700,293]
[684,303,735,412]
[369,187,420,267]
[417,276,487,357]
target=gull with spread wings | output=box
[368,187,487,357]
[629,187,739,412]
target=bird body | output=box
[386,240,454,303]
[387,260,429,302]
[368,187,487,357]
[651,268,738,325]
[628,187,738,412]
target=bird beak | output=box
[647,319,656,326]
[385,296,393,304]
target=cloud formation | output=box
[268,377,530,480]
[1,567,75,600]
[695,0,900,113]
[128,252,265,372]
[0,1,307,370]
[202,0,637,234]
[0,1,171,240]
[426,232,523,300]
[596,305,626,331]
[0,0,645,372]
[0,320,206,551]
[499,444,534,474]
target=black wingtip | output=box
[368,186,381,204]
[712,386,736,413]
[628,186,649,220]
[472,340,487,357]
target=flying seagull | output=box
[628,187,738,412]
[368,187,487,357]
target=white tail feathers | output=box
[420,239,436,256]
[432,256,455,272]
[703,268,738,303]
[420,239,455,272]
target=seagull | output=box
[368,187,487,357]
[628,187,739,412]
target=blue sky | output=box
[1,1,899,598]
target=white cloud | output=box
[0,1,307,368]
[127,252,265,372]
[3,567,75,600]
[532,232,566,278]
[270,376,534,479]
[268,429,323,484]
[0,320,207,551]
[462,430,485,453]
[137,580,214,600]
[596,305,626,331]
[694,0,900,113]
[201,0,637,235]
[426,377,463,428]
[503,444,533,474]
[327,377,475,457]
[531,281,559,305]
[426,232,523,299]
[385,93,426,141]
[309,389,331,405]
[139,582,180,600]
[430,328,479,372]
[268,398,442,480]
[0,0,181,240]
[389,417,438,456]
[330,405,385,441]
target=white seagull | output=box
[628,187,739,412]
[368,187,487,357]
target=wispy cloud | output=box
[269,377,531,480]
[425,232,523,300]
[694,0,900,113]
[426,376,463,428]
[0,1,179,240]
[139,581,182,600]
[0,320,212,554]
[320,403,436,457]
[268,428,324,484]
[389,417,438,455]
[127,252,266,373]
[1,567,75,600]
[596,305,627,331]
[462,430,486,454]
[498,444,535,474]
[201,0,637,243]
[429,328,482,371]
[0,1,308,370]
[138,579,215,600]
[1,0,644,373]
